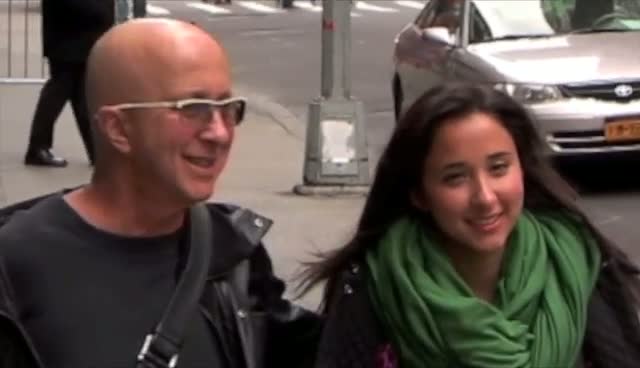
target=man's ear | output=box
[410,189,429,213]
[94,107,132,154]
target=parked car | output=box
[392,0,640,158]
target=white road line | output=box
[394,0,425,9]
[146,4,170,15]
[186,2,231,14]
[354,1,398,12]
[236,1,281,13]
[292,2,361,16]
[293,1,322,12]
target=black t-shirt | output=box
[0,195,225,368]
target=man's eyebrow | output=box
[185,90,232,100]
[215,91,232,100]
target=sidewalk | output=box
[0,84,366,309]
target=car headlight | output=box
[493,83,562,104]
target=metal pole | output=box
[7,0,13,77]
[294,0,369,195]
[133,0,147,18]
[320,0,352,99]
[114,0,133,23]
[342,0,352,99]
[23,0,28,77]
[320,0,335,98]
[115,0,146,23]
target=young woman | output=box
[301,84,640,368]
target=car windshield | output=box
[471,0,640,42]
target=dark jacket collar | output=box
[205,203,273,279]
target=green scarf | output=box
[366,210,601,368]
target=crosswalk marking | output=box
[236,1,281,13]
[394,0,425,9]
[293,1,322,12]
[186,2,231,14]
[146,4,170,15]
[148,0,416,17]
[293,1,361,16]
[354,1,398,12]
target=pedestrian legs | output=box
[24,60,75,167]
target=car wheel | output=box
[392,72,404,124]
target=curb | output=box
[236,84,306,140]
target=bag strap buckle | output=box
[137,334,179,368]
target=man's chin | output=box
[182,183,216,204]
[193,189,215,203]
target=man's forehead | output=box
[88,18,230,109]
[145,37,227,71]
[133,44,231,100]
[155,66,232,99]
[168,87,234,101]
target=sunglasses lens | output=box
[224,100,245,125]
[179,99,245,126]
[181,102,212,122]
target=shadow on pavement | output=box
[554,155,640,195]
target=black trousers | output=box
[26,60,94,162]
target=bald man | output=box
[0,18,321,368]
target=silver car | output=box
[392,0,640,158]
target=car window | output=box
[473,0,555,39]
[469,3,492,43]
[469,0,640,43]
[420,0,465,40]
[415,0,439,28]
[541,0,574,31]
[565,0,640,30]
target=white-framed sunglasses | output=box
[110,96,247,126]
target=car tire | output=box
[392,72,404,124]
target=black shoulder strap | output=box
[136,203,213,368]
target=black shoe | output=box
[24,148,68,167]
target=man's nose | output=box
[200,110,233,142]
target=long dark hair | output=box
[298,83,640,331]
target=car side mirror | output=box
[421,27,455,45]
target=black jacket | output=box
[42,0,114,62]
[314,257,640,368]
[0,193,322,368]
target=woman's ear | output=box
[410,189,429,213]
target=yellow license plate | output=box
[605,119,640,142]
